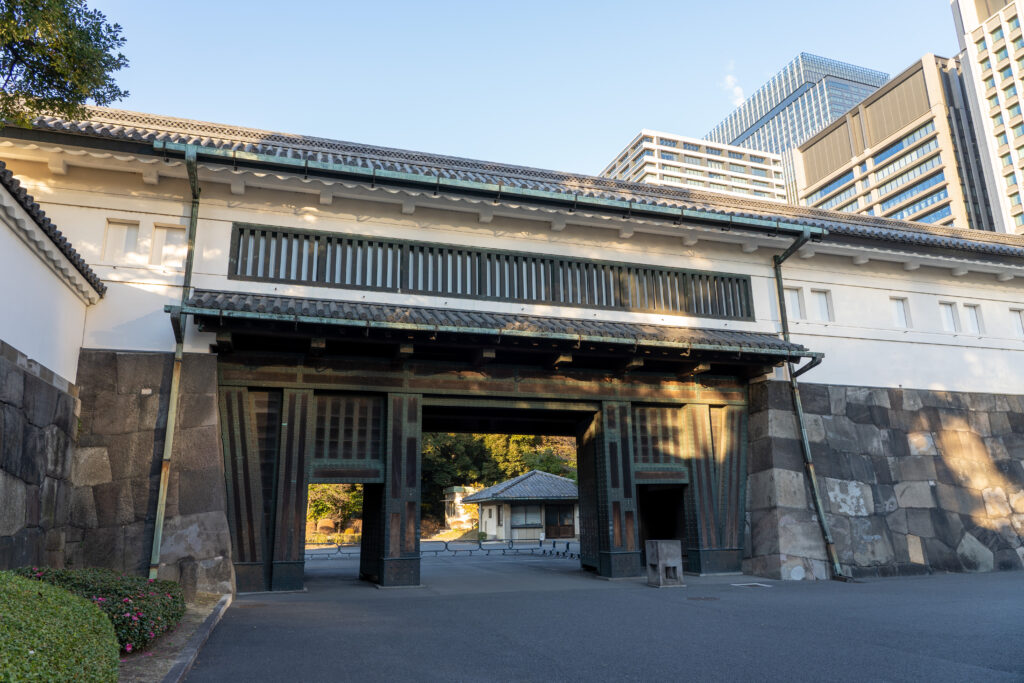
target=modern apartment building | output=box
[952,0,1024,233]
[599,130,786,202]
[705,53,889,199]
[793,55,994,231]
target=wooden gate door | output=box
[219,387,313,592]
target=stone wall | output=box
[747,380,1024,580]
[70,350,233,594]
[0,340,77,570]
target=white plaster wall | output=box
[0,213,87,382]
[5,155,1023,394]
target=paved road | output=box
[188,555,1024,682]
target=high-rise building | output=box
[952,0,1024,233]
[705,53,889,199]
[599,130,786,202]
[793,55,994,231]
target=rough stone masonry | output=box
[746,380,1024,580]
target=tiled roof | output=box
[0,160,105,295]
[27,107,1024,262]
[462,470,578,503]
[183,289,814,357]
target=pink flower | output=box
[123,597,131,603]
[125,644,133,653]
[148,632,154,638]
[132,616,139,622]
[148,579,154,583]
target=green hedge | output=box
[13,567,185,654]
[0,571,119,682]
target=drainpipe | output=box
[149,146,201,579]
[772,230,849,582]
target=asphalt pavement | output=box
[187,553,1024,682]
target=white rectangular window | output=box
[891,297,911,328]
[784,287,805,320]
[810,289,834,322]
[940,302,960,332]
[963,304,983,335]
[510,505,541,526]
[103,219,140,262]
[151,225,187,268]
[1012,309,1024,337]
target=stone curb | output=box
[161,593,233,683]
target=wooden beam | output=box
[475,348,497,366]
[551,353,573,369]
[622,357,644,372]
[678,362,711,379]
[310,337,327,355]
[215,332,233,353]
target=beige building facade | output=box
[953,0,1024,234]
[794,55,994,231]
[600,130,786,203]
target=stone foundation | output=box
[747,380,1024,579]
[70,350,233,593]
[0,341,77,569]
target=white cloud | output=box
[720,63,745,106]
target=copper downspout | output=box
[149,146,200,579]
[772,230,849,581]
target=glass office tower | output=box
[705,53,889,199]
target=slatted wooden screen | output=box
[308,394,384,482]
[229,224,754,320]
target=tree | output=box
[306,484,363,529]
[1,0,128,127]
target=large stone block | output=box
[872,456,894,485]
[748,468,807,511]
[934,483,983,516]
[989,413,1013,437]
[131,477,159,522]
[115,353,171,396]
[905,508,935,537]
[822,415,860,455]
[138,391,168,431]
[0,357,24,407]
[181,355,218,395]
[899,389,923,412]
[196,555,234,594]
[895,481,935,508]
[854,424,885,457]
[179,392,218,429]
[873,484,898,515]
[89,394,141,435]
[22,374,58,428]
[799,383,831,415]
[750,508,782,556]
[93,480,135,527]
[70,447,112,487]
[848,453,876,483]
[0,469,27,536]
[69,486,98,528]
[930,509,965,548]
[157,511,232,566]
[964,393,997,412]
[41,425,71,480]
[968,412,991,437]
[886,508,908,534]
[768,409,798,440]
[849,516,894,566]
[906,432,936,456]
[995,548,1023,571]
[881,430,909,459]
[81,526,124,571]
[828,385,847,416]
[897,455,937,481]
[122,520,155,576]
[76,351,117,395]
[176,468,227,516]
[957,532,994,572]
[777,508,828,560]
[804,414,826,443]
[824,478,872,516]
[170,425,221,472]
[13,423,45,486]
[906,534,925,565]
[1010,490,1024,514]
[924,537,961,572]
[106,432,159,481]
[24,485,39,527]
[982,487,1011,517]
[748,437,803,474]
[825,514,854,563]
[39,476,69,529]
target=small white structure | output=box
[464,470,579,542]
[443,485,480,530]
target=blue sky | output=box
[90,1,960,175]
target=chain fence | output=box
[305,538,580,562]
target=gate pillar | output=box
[579,402,642,578]
[360,393,422,586]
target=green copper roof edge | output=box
[166,304,820,359]
[152,140,827,237]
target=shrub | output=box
[13,567,185,654]
[0,570,119,681]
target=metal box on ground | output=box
[646,540,685,587]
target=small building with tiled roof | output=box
[463,470,579,541]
